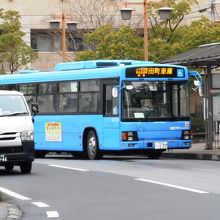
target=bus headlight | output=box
[122,131,138,141]
[182,130,191,140]
[21,130,34,141]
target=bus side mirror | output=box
[194,80,200,87]
[193,80,203,96]
[31,103,39,116]
[189,71,203,97]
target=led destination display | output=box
[125,67,185,78]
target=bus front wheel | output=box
[86,130,102,160]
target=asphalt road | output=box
[0,155,220,220]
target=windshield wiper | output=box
[2,112,28,117]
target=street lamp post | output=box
[143,0,148,61]
[61,12,67,62]
[50,11,77,62]
[120,1,172,61]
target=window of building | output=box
[31,35,37,51]
[31,30,83,52]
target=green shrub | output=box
[191,116,205,133]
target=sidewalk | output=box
[163,142,220,161]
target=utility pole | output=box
[211,0,216,21]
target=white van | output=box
[0,90,34,174]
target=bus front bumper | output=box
[120,140,192,151]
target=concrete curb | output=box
[0,202,22,220]
[163,152,220,161]
[0,203,7,220]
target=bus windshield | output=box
[122,81,189,120]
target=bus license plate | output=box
[0,154,7,162]
[155,142,167,149]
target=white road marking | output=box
[49,164,89,172]
[32,202,50,208]
[0,186,31,200]
[47,211,59,218]
[135,178,209,194]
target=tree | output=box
[0,9,38,74]
[147,0,199,61]
[152,17,220,62]
[61,0,220,62]
[75,25,144,60]
[149,38,183,62]
[71,0,201,61]
[149,0,198,43]
[181,17,220,50]
[65,0,120,29]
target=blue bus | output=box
[0,60,202,159]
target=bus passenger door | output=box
[103,82,120,150]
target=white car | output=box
[0,90,35,174]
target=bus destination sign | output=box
[125,67,183,78]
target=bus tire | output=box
[146,150,163,159]
[20,161,32,174]
[86,130,102,160]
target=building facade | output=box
[1,0,220,71]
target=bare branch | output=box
[65,0,120,29]
[166,15,184,43]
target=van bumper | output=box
[0,140,34,165]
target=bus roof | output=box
[54,60,152,71]
[0,60,188,85]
